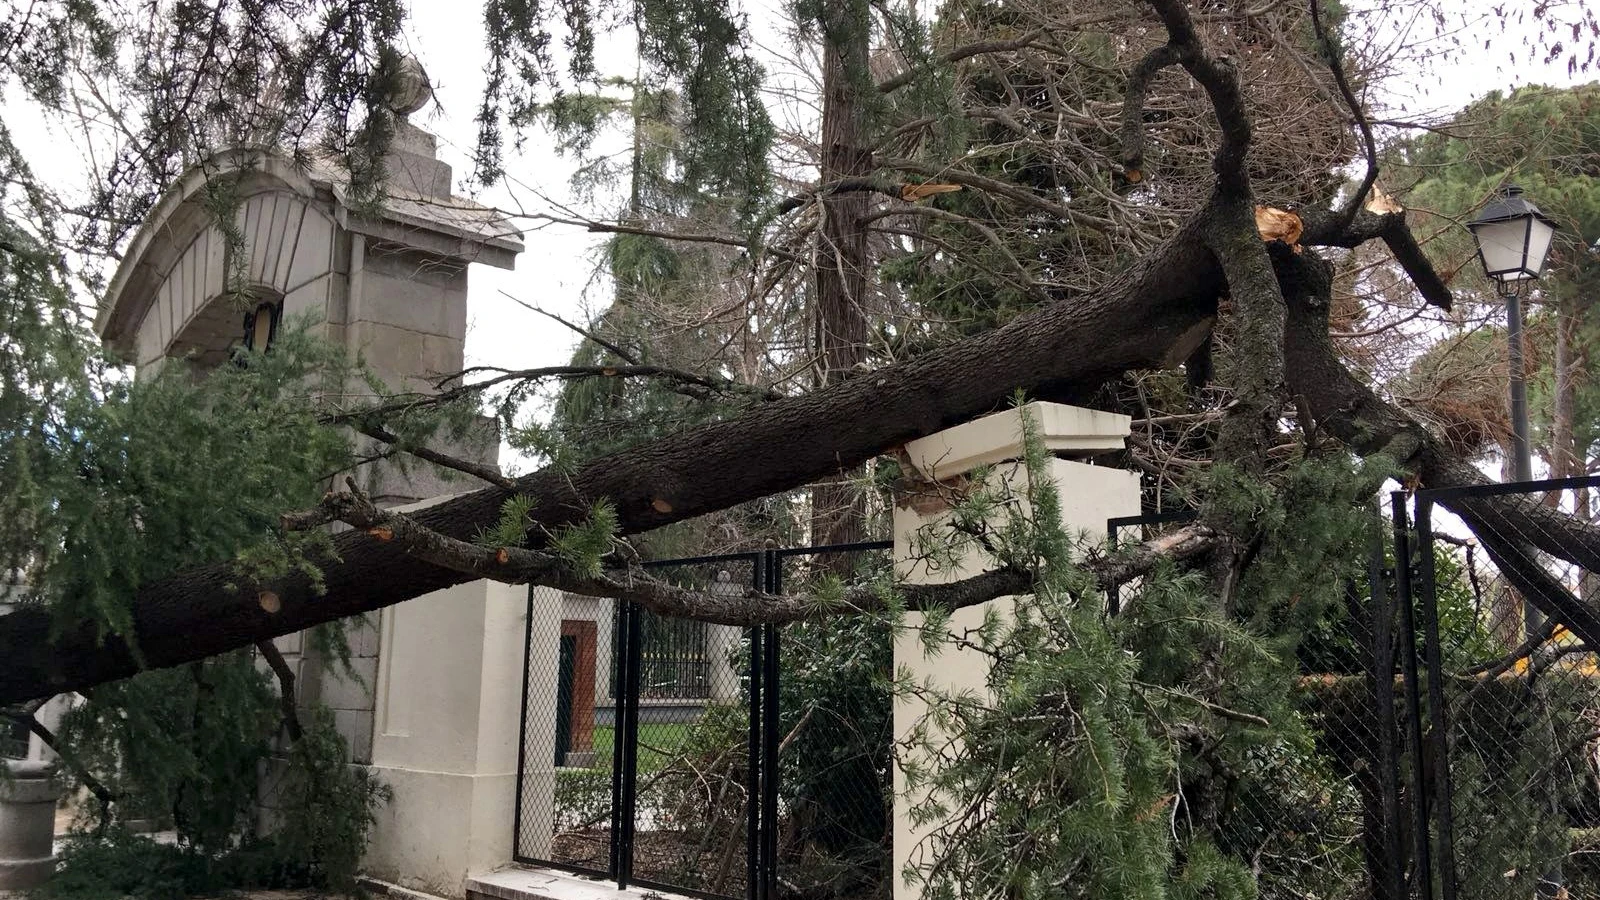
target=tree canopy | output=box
[4,0,1600,891]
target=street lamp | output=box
[1468,185,1559,643]
[1467,184,1559,485]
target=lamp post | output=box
[1467,185,1559,634]
[1468,184,1562,900]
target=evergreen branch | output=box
[546,564,1039,626]
[280,477,565,583]
[1145,684,1270,727]
[498,292,641,364]
[255,640,304,742]
[284,479,1044,623]
[1143,0,1253,194]
[875,7,1134,95]
[1120,44,1180,183]
[879,159,1094,225]
[1299,208,1452,311]
[348,420,516,490]
[433,364,780,403]
[519,212,799,263]
[1309,0,1378,236]
[325,363,781,428]
[1089,524,1219,591]
[876,31,1048,95]
[862,205,1048,304]
[773,177,903,216]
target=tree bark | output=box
[811,2,873,552]
[1552,297,1579,482]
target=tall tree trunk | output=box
[810,1,872,552]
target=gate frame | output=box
[1404,474,1600,900]
[512,540,892,900]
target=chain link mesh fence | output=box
[772,546,894,900]
[514,584,618,877]
[1414,480,1600,900]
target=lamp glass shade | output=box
[1523,215,1557,278]
[1467,186,1559,283]
[1470,218,1531,280]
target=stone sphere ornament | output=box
[387,56,433,117]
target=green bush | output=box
[555,767,614,831]
[42,657,389,897]
[264,707,392,893]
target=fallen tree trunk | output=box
[0,218,1221,705]
[2,208,1598,705]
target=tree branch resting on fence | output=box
[282,481,1219,626]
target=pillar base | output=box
[0,856,55,889]
[0,759,58,890]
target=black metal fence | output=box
[516,478,1600,900]
[514,541,893,900]
[1108,483,1600,900]
[1401,476,1600,900]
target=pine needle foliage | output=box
[897,406,1387,900]
[1,312,355,643]
[0,204,392,893]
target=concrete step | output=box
[467,866,699,900]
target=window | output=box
[1,716,28,759]
[243,300,281,352]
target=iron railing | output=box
[514,541,892,900]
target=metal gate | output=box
[513,541,893,900]
[1115,483,1600,900]
[1399,476,1600,900]
[517,481,1600,899]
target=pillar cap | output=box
[1,759,52,779]
[903,402,1130,482]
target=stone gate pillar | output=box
[890,403,1139,900]
[356,500,547,897]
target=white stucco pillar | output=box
[708,572,744,701]
[890,403,1139,900]
[362,574,542,898]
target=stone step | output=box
[467,867,700,900]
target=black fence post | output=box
[609,598,627,881]
[1392,492,1434,900]
[1414,499,1459,900]
[617,601,643,890]
[747,555,765,900]
[1368,525,1407,900]
[761,550,782,900]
